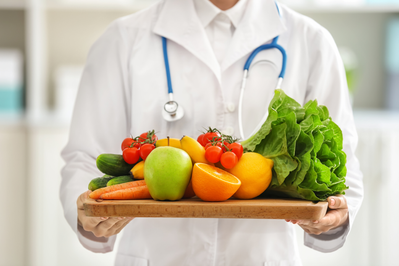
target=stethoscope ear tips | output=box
[162,100,184,122]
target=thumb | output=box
[77,190,92,209]
[328,195,347,210]
[83,190,92,201]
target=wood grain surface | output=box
[84,197,328,220]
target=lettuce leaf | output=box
[242,90,348,201]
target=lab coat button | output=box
[226,102,235,112]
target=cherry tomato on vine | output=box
[220,151,238,169]
[204,143,213,150]
[140,144,156,161]
[217,141,230,152]
[229,142,244,160]
[122,147,140,164]
[121,138,134,151]
[205,146,223,163]
[121,138,141,151]
[139,130,158,143]
[204,132,220,145]
[197,134,206,147]
[132,141,141,149]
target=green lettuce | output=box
[241,90,348,201]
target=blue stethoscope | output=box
[162,4,287,140]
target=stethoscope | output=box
[162,4,287,141]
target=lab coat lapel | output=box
[221,0,287,72]
[153,0,221,84]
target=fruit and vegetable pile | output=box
[87,90,348,202]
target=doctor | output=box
[61,0,363,265]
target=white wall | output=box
[302,12,398,109]
[0,124,26,266]
[25,124,118,266]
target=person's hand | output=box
[286,195,349,235]
[77,190,134,238]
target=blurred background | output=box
[1,0,399,265]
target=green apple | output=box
[144,146,192,200]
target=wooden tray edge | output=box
[83,198,328,220]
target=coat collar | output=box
[153,0,287,83]
[193,0,248,29]
[153,0,221,82]
[221,0,287,72]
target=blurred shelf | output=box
[2,0,398,13]
[0,114,26,128]
[353,109,399,129]
[0,1,25,10]
[25,112,71,129]
[354,109,399,119]
[0,112,70,129]
[1,109,398,130]
[288,4,399,13]
[45,0,157,11]
[42,2,399,13]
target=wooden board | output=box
[84,198,328,220]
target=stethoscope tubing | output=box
[238,35,287,140]
[243,36,287,78]
[162,1,286,140]
[162,37,173,95]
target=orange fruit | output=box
[227,152,273,199]
[192,163,241,201]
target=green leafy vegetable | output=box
[241,89,348,201]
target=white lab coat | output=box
[60,0,364,265]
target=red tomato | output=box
[121,138,134,151]
[220,151,238,169]
[139,132,148,140]
[205,143,213,150]
[139,130,158,143]
[121,138,141,151]
[133,141,141,149]
[229,142,244,160]
[204,132,220,145]
[217,141,230,152]
[205,146,223,163]
[197,134,206,147]
[122,147,140,164]
[140,144,155,161]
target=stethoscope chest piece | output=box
[162,100,184,122]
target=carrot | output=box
[100,185,152,200]
[89,180,146,199]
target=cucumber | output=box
[106,175,133,187]
[96,154,138,176]
[88,176,114,191]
